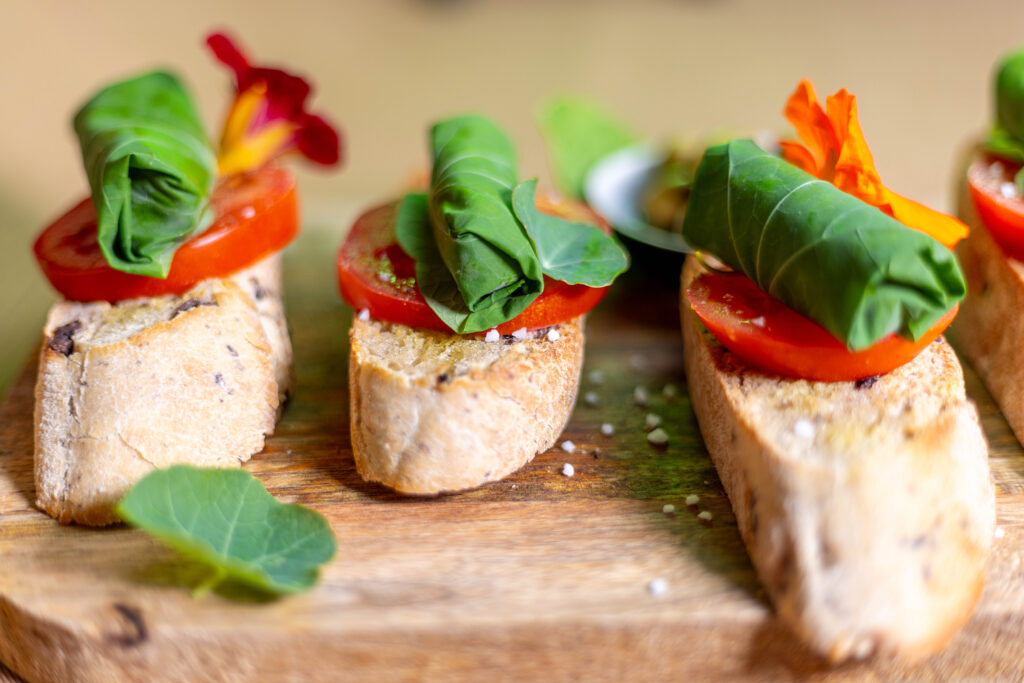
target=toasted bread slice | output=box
[234,254,293,405]
[34,255,289,526]
[349,316,584,494]
[953,166,1024,445]
[681,256,993,662]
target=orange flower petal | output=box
[782,79,839,178]
[879,191,969,249]
[781,79,969,248]
[778,141,819,175]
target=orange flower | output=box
[781,79,967,249]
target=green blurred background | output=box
[1,0,1021,396]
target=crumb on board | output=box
[662,504,675,514]
[600,423,615,436]
[685,494,699,506]
[562,463,575,477]
[634,386,650,407]
[647,578,668,597]
[583,391,599,406]
[697,511,713,522]
[662,383,678,399]
[645,413,662,430]
[561,440,576,453]
[647,428,668,446]
[588,369,605,385]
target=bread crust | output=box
[953,161,1024,446]
[34,256,290,526]
[349,317,584,494]
[681,256,993,662]
[231,255,293,405]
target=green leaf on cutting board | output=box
[537,96,637,199]
[74,71,217,278]
[681,139,966,351]
[511,178,629,286]
[117,466,336,597]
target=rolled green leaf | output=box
[74,71,217,278]
[996,47,1024,144]
[682,140,965,351]
[397,116,544,333]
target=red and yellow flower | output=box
[207,32,341,176]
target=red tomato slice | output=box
[34,165,298,302]
[337,194,611,334]
[686,270,957,382]
[967,154,1024,260]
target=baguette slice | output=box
[953,161,1024,444]
[681,256,994,662]
[349,316,584,494]
[34,255,290,526]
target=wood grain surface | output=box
[1,234,1023,682]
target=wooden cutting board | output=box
[1,233,1023,682]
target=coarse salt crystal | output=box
[793,419,815,439]
[600,423,615,436]
[645,413,662,430]
[634,386,650,407]
[990,161,1005,176]
[647,578,669,597]
[512,327,528,340]
[562,462,575,477]
[750,316,766,327]
[484,329,500,342]
[1001,182,1017,199]
[685,494,699,506]
[561,440,576,453]
[241,206,256,219]
[588,369,605,385]
[995,526,1006,539]
[662,504,676,514]
[697,511,713,521]
[662,384,678,399]
[357,308,370,321]
[583,391,599,406]
[647,428,668,446]
[547,328,561,342]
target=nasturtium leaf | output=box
[117,466,336,597]
[74,71,217,278]
[682,140,966,351]
[511,179,628,286]
[537,96,637,199]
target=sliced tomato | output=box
[686,271,957,382]
[34,165,298,302]
[967,154,1024,260]
[337,194,612,334]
